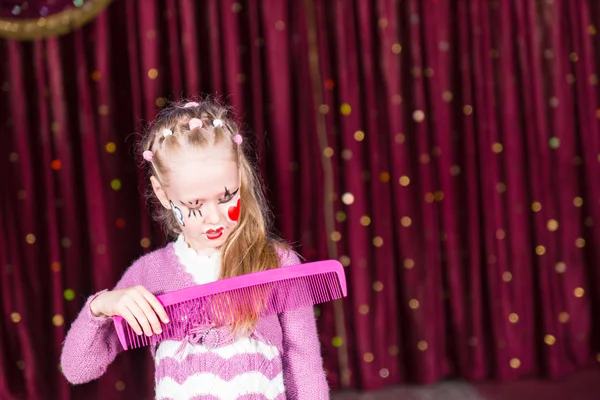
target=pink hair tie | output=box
[183,102,199,108]
[189,118,203,130]
[233,134,243,144]
[142,150,154,161]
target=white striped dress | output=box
[154,235,285,400]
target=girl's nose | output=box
[202,203,220,224]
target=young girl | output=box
[60,99,329,399]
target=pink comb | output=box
[113,260,346,350]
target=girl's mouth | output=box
[205,227,224,240]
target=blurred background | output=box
[1,0,599,399]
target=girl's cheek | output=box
[227,199,241,223]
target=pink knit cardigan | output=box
[60,244,329,399]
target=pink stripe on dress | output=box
[155,352,283,383]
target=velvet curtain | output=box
[1,1,599,399]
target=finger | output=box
[132,294,163,335]
[126,302,154,336]
[139,289,170,324]
[119,306,143,336]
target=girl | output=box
[60,99,329,399]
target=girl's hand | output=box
[89,286,169,336]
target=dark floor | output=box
[476,368,600,400]
[332,381,482,400]
[331,368,600,400]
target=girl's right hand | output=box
[89,286,170,336]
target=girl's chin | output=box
[187,238,226,257]
[191,235,228,246]
[203,238,225,247]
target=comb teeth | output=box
[118,269,345,350]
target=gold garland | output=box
[0,0,112,41]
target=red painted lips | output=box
[205,227,224,240]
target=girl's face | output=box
[151,144,240,256]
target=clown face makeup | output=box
[183,199,203,219]
[170,200,185,226]
[227,198,241,223]
[151,144,241,257]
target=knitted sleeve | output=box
[60,256,149,384]
[277,249,330,399]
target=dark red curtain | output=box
[1,1,599,399]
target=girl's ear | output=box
[150,176,171,209]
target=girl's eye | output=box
[219,188,239,204]
[188,207,202,218]
[182,200,202,218]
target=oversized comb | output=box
[113,259,346,350]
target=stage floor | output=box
[332,368,600,400]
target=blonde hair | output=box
[141,98,289,334]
